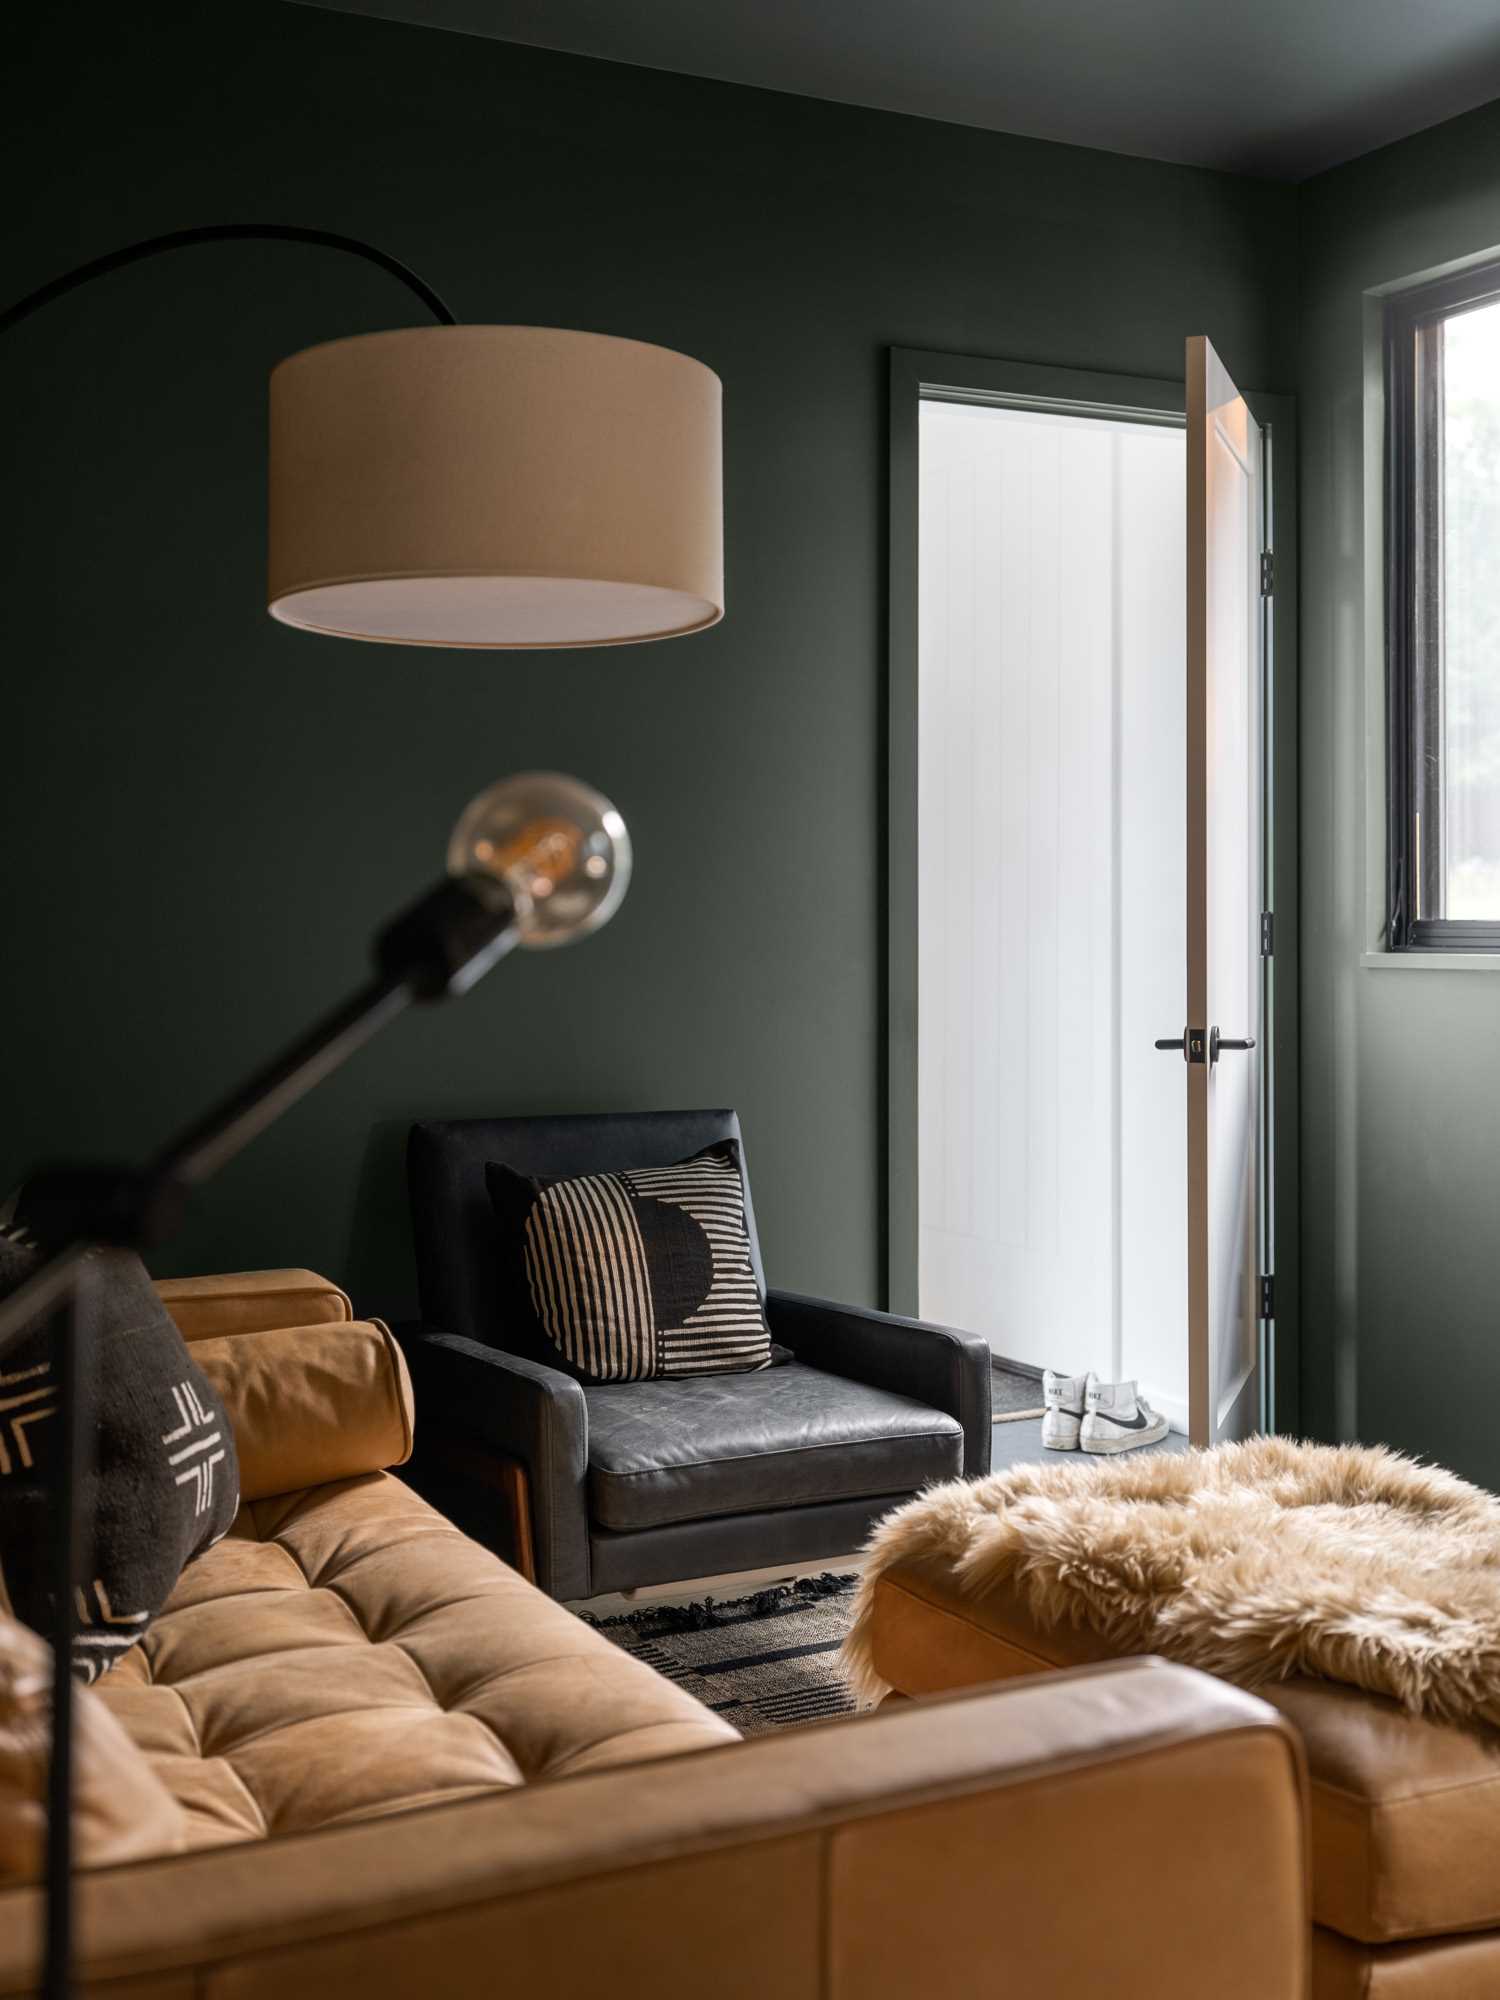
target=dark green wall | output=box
[5,1,1295,1319]
[1298,103,1500,1483]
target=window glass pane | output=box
[1443,298,1500,918]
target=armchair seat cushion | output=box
[584,1363,963,1533]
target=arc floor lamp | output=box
[0,222,724,1998]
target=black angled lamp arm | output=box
[0,874,514,2000]
[0,759,632,2000]
[3,874,515,1321]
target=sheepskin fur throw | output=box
[843,1437,1500,1724]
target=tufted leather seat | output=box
[96,1470,735,1849]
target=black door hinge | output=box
[1260,910,1273,957]
[1259,1273,1275,1321]
[1259,550,1274,597]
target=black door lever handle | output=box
[1213,1032,1256,1055]
[1156,1028,1256,1064]
[1154,1028,1208,1064]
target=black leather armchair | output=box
[397,1110,991,1600]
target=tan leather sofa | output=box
[0,1272,1309,1998]
[865,1548,1500,2000]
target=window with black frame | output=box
[1389,265,1500,948]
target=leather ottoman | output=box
[864,1550,1500,1999]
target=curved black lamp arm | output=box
[0,222,458,2000]
[0,222,458,338]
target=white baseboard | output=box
[1138,1385,1190,1436]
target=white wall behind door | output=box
[918,398,1189,1427]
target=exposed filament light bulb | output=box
[448,773,631,948]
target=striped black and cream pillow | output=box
[485,1142,772,1383]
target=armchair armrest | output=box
[395,1325,591,1600]
[0,1660,1306,1998]
[767,1290,993,1477]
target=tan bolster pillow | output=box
[0,1616,185,1882]
[192,1320,414,1502]
[156,1268,354,1342]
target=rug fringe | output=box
[581,1570,858,1638]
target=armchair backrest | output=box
[407,1110,765,1353]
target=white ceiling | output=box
[303,0,1500,180]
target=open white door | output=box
[1180,336,1265,1446]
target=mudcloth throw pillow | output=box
[487,1141,773,1382]
[0,1225,238,1681]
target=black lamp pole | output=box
[0,227,467,2000]
[2,870,519,2000]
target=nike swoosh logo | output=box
[1088,1407,1155,1429]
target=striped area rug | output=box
[583,1573,861,1735]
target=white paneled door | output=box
[1182,336,1266,1445]
[917,399,1189,1422]
[917,353,1270,1442]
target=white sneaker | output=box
[1041,1370,1091,1451]
[1080,1378,1169,1454]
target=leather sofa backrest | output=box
[408,1110,765,1352]
[157,1269,353,1341]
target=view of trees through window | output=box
[1442,299,1500,917]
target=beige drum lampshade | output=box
[267,325,723,648]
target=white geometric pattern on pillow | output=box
[0,1223,238,1683]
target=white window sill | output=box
[1361,951,1500,971]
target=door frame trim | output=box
[886,345,1300,1435]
